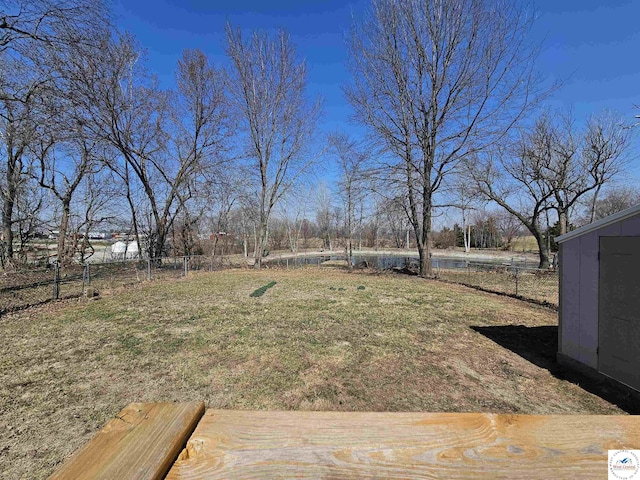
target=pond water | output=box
[265,253,534,270]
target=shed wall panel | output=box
[561,237,581,360]
[578,231,600,368]
[620,216,640,236]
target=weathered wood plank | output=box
[166,410,640,479]
[49,402,205,480]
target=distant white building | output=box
[110,241,140,260]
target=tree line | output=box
[0,0,636,272]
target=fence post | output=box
[183,256,188,276]
[83,263,91,289]
[53,262,60,300]
[515,267,519,296]
[147,258,151,281]
[286,258,289,269]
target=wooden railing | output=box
[50,403,640,479]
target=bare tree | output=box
[381,196,411,248]
[278,192,308,255]
[0,74,36,261]
[583,184,640,222]
[495,210,521,250]
[345,0,543,276]
[0,0,109,51]
[329,133,368,269]
[34,132,101,265]
[225,25,321,268]
[446,179,480,253]
[0,0,109,266]
[583,113,634,224]
[11,175,44,262]
[315,183,336,251]
[534,111,632,235]
[76,37,229,260]
[467,142,555,268]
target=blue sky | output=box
[114,0,357,134]
[114,0,640,128]
[113,0,640,204]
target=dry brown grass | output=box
[0,268,622,479]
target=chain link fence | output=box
[0,253,559,314]
[0,255,240,315]
[263,255,559,308]
[435,262,558,308]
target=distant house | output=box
[556,203,640,392]
[87,231,112,240]
[209,231,228,241]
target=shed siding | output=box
[620,215,640,236]
[577,231,600,368]
[560,238,581,360]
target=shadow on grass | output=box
[471,325,640,414]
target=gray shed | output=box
[556,204,640,392]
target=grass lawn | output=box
[0,268,625,479]
[509,235,540,253]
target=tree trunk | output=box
[57,200,71,265]
[124,163,142,259]
[533,230,550,269]
[414,221,433,277]
[558,209,568,236]
[418,183,433,277]
[153,218,168,263]
[464,223,471,253]
[252,225,258,260]
[589,184,602,223]
[371,223,375,250]
[2,194,15,260]
[287,226,295,253]
[254,220,268,269]
[347,221,353,270]
[418,242,433,277]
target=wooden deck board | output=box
[166,410,640,479]
[49,402,205,480]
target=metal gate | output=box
[598,236,640,391]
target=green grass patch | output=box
[250,280,277,297]
[118,333,143,355]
